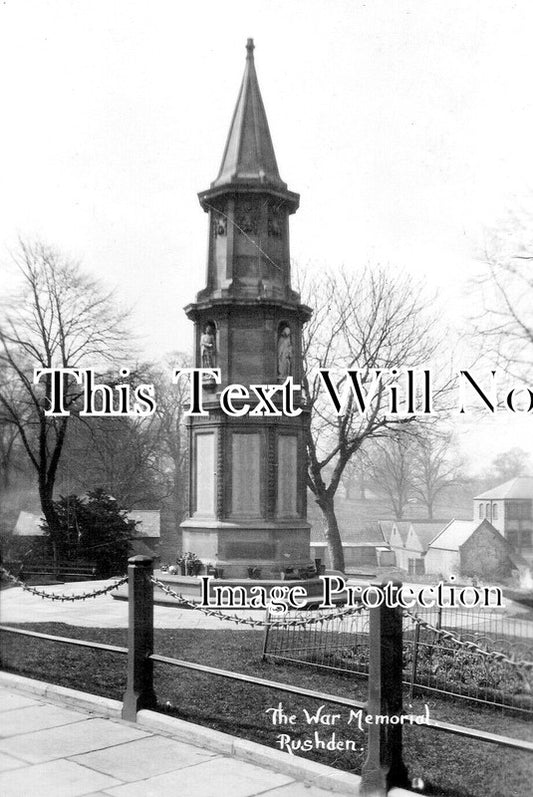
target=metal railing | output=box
[264,599,533,714]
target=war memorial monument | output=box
[176,39,320,592]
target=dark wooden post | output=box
[122,555,156,721]
[408,620,421,704]
[361,583,409,796]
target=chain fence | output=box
[0,565,127,602]
[4,563,533,712]
[150,576,367,628]
[1,565,365,626]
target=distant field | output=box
[308,489,474,542]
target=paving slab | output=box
[0,688,41,711]
[70,734,216,781]
[266,785,347,797]
[0,679,372,796]
[102,756,295,797]
[0,751,26,773]
[0,703,87,737]
[0,716,150,764]
[0,758,122,797]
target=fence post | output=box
[408,620,421,705]
[361,583,409,796]
[122,555,156,721]
[262,608,272,661]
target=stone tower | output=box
[181,39,313,579]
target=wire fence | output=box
[264,603,533,714]
[263,604,371,675]
[403,606,533,712]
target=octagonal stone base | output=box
[180,518,313,579]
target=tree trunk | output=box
[317,495,345,572]
[39,480,60,562]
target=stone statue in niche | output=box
[277,326,292,380]
[200,324,216,368]
[214,214,227,237]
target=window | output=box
[521,530,532,548]
[486,503,491,519]
[506,501,532,520]
[507,530,519,547]
[492,503,498,521]
[478,504,483,519]
[408,558,424,575]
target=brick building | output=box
[474,477,533,564]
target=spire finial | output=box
[246,38,255,59]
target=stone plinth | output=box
[112,571,326,606]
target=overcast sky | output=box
[1,0,533,471]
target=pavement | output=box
[0,580,267,629]
[0,580,371,796]
[0,676,368,797]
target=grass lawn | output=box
[1,622,532,797]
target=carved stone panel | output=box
[225,541,276,560]
[195,432,215,516]
[231,433,261,516]
[277,435,298,516]
[235,200,259,235]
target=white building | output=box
[424,519,475,577]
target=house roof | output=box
[408,521,450,551]
[475,476,533,500]
[377,520,411,544]
[128,510,160,538]
[428,519,475,551]
[14,511,44,536]
[13,509,160,538]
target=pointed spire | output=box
[212,38,285,189]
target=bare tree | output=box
[340,456,370,501]
[150,354,191,525]
[56,356,190,538]
[474,214,533,381]
[411,431,463,519]
[0,418,21,491]
[58,414,161,507]
[490,447,532,482]
[302,267,442,570]
[0,239,129,535]
[366,435,415,520]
